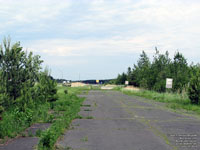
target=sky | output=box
[0,0,200,80]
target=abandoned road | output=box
[57,90,200,150]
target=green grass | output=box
[120,88,200,114]
[57,86,90,95]
[81,104,91,107]
[89,85,101,90]
[0,85,88,147]
[38,86,86,150]
[0,102,50,140]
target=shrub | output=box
[35,68,58,103]
[0,94,5,117]
[0,38,43,108]
[64,89,68,94]
[188,67,200,104]
[0,37,58,139]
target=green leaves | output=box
[188,65,200,104]
[35,69,58,103]
[120,49,191,93]
[0,37,58,139]
[0,37,47,110]
[115,73,127,85]
[0,38,40,104]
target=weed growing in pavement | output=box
[81,136,88,142]
[75,115,83,119]
[66,146,73,150]
[85,116,94,119]
[81,104,91,107]
[84,109,92,111]
[38,86,85,150]
[36,129,43,137]
[28,131,34,137]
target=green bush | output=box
[0,103,49,138]
[0,38,58,140]
[64,89,68,94]
[188,67,200,104]
[35,69,58,103]
[0,94,5,116]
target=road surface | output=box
[57,90,200,150]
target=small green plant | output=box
[0,106,4,116]
[75,115,83,119]
[81,136,88,142]
[64,90,68,95]
[81,104,91,107]
[36,129,43,137]
[85,116,94,119]
[21,132,27,137]
[84,109,92,111]
[28,131,34,137]
[45,114,54,123]
[94,102,97,107]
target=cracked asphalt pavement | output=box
[57,90,200,150]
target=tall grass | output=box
[0,86,87,142]
[121,88,200,114]
[0,102,50,139]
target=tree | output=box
[171,52,189,92]
[0,37,43,108]
[35,67,58,103]
[126,67,134,85]
[133,51,151,88]
[188,65,200,104]
[150,49,171,92]
[115,73,127,85]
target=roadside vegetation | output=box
[0,38,58,140]
[0,37,87,150]
[38,86,87,150]
[121,89,200,115]
[112,48,200,111]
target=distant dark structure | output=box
[56,79,113,84]
[56,79,71,83]
[81,79,111,84]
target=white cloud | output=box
[0,0,71,30]
[25,35,171,57]
[1,0,200,65]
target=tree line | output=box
[0,38,57,118]
[114,48,200,104]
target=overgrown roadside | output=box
[0,38,58,143]
[117,87,200,116]
[0,86,89,150]
[37,86,89,150]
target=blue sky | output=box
[0,0,200,80]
